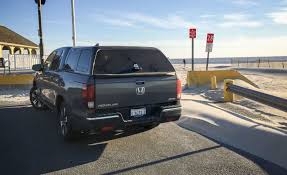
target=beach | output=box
[173,63,287,130]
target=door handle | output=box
[136,81,145,85]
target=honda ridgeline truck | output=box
[30,46,182,140]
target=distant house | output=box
[0,25,38,58]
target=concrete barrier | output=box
[0,74,34,85]
[186,70,258,88]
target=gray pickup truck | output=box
[31,46,182,140]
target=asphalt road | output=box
[0,105,286,175]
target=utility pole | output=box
[71,0,76,47]
[35,0,46,64]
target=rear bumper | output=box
[71,105,181,131]
[160,106,182,122]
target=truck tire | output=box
[58,102,74,140]
[30,87,46,110]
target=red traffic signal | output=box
[35,0,46,5]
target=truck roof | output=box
[70,46,158,50]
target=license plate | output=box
[131,108,146,117]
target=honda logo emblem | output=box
[136,87,145,95]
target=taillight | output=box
[176,79,182,100]
[82,84,95,109]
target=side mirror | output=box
[32,64,43,71]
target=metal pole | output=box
[206,51,210,71]
[191,38,194,71]
[71,0,76,47]
[37,0,44,64]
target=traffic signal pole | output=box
[37,0,44,64]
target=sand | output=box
[174,63,287,130]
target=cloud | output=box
[219,13,262,28]
[93,12,195,29]
[95,15,135,27]
[200,14,216,19]
[267,8,287,25]
[232,0,258,6]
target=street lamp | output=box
[34,0,46,64]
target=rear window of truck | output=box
[94,49,175,74]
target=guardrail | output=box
[224,80,287,112]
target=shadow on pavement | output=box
[0,106,146,175]
[103,145,221,175]
[177,116,287,175]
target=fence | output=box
[231,57,287,69]
[4,54,48,71]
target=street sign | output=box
[207,33,214,43]
[206,33,214,52]
[189,28,196,39]
[206,43,213,52]
[205,33,214,71]
[189,28,196,71]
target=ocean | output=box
[169,56,287,64]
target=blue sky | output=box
[1,0,287,58]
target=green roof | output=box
[0,25,38,47]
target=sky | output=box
[0,0,287,58]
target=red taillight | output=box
[82,84,95,109]
[101,126,114,132]
[176,79,182,100]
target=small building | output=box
[0,25,38,58]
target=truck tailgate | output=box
[94,75,177,109]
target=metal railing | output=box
[4,54,48,71]
[226,84,287,112]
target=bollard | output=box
[224,79,234,102]
[210,76,217,90]
[187,71,191,88]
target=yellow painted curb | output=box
[0,74,34,85]
[186,70,258,88]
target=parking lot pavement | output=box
[0,105,286,175]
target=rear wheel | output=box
[30,87,46,110]
[58,102,74,140]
